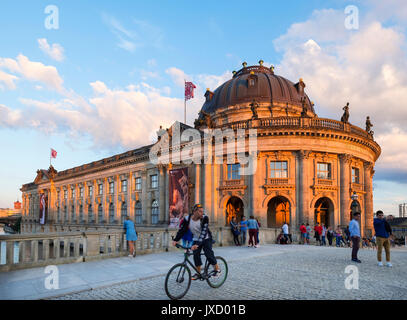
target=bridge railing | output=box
[0,226,297,271]
[0,228,177,272]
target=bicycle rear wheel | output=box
[164,263,191,300]
[205,256,228,288]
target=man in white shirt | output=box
[349,212,361,263]
[282,222,290,244]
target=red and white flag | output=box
[185,81,196,100]
[51,148,57,159]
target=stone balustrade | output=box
[0,226,296,272]
[221,116,374,142]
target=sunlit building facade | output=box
[20,62,381,236]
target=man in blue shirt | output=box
[349,212,361,263]
[373,210,392,267]
[239,216,248,245]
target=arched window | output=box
[109,203,115,223]
[56,207,60,223]
[121,202,127,223]
[88,204,93,223]
[151,200,159,224]
[98,204,103,223]
[135,201,142,225]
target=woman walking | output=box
[247,216,260,248]
[230,217,241,246]
[123,216,138,257]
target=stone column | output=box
[204,163,213,221]
[212,162,221,224]
[339,154,352,226]
[128,172,134,220]
[195,163,201,204]
[364,162,374,237]
[141,169,148,224]
[296,150,311,225]
[165,165,170,224]
[158,165,166,224]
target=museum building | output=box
[20,61,381,237]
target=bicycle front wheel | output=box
[164,263,191,300]
[205,256,228,288]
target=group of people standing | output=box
[299,222,349,247]
[230,215,261,248]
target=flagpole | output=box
[184,79,186,124]
[50,148,51,167]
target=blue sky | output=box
[0,0,406,215]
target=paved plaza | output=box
[2,244,405,300]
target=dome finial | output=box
[259,59,264,66]
[242,61,247,68]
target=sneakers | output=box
[377,262,383,267]
[254,245,258,248]
[191,273,201,281]
[386,262,392,267]
[212,269,221,279]
[351,258,362,263]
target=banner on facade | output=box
[169,168,189,228]
[39,193,47,225]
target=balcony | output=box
[317,179,333,186]
[268,178,289,185]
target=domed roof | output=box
[201,62,315,115]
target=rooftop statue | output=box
[250,100,259,119]
[366,116,374,136]
[341,102,350,123]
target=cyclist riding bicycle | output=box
[172,203,220,280]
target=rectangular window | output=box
[109,182,114,194]
[270,161,288,178]
[352,167,360,183]
[150,174,158,189]
[64,190,67,199]
[98,184,103,195]
[227,163,241,180]
[72,188,75,198]
[317,163,332,179]
[135,177,142,191]
[57,191,60,201]
[79,187,84,198]
[121,180,127,193]
[88,186,93,198]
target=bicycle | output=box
[164,243,228,300]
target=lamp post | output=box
[350,192,359,214]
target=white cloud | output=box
[0,104,23,127]
[38,38,65,61]
[0,54,64,92]
[0,70,18,90]
[102,14,164,53]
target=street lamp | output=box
[351,191,359,215]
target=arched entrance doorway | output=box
[225,196,244,225]
[314,197,334,227]
[267,196,290,228]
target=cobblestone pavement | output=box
[50,245,407,300]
